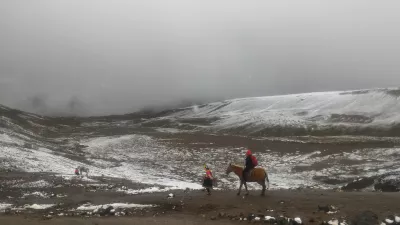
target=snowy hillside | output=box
[154,88,400,136]
[2,88,400,193]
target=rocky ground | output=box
[1,171,400,225]
[2,102,400,224]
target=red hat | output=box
[246,149,252,156]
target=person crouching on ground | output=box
[74,167,80,175]
[202,164,213,195]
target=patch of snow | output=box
[22,191,49,199]
[155,128,182,133]
[385,219,394,224]
[16,180,52,189]
[294,217,302,224]
[24,204,55,210]
[0,133,24,145]
[76,203,154,211]
[328,219,339,225]
[0,203,13,211]
[265,216,275,221]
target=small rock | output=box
[168,193,175,199]
[218,212,226,218]
[342,177,375,191]
[247,213,256,221]
[210,216,217,220]
[351,211,379,225]
[318,205,331,213]
[43,215,53,220]
[4,208,11,215]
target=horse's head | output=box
[226,163,233,175]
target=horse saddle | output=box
[245,169,255,179]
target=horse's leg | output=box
[260,181,266,196]
[244,182,249,195]
[237,181,243,196]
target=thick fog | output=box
[1,1,400,116]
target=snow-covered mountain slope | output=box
[2,88,400,192]
[154,88,400,136]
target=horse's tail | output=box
[264,170,269,183]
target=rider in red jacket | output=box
[243,150,256,182]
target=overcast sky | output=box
[1,1,400,116]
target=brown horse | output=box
[226,163,269,196]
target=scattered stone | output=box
[42,215,53,220]
[218,212,226,218]
[168,193,175,199]
[341,177,375,191]
[351,211,379,225]
[4,208,12,215]
[247,213,256,221]
[374,173,400,192]
[210,216,217,220]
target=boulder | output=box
[351,211,379,225]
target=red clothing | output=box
[205,169,213,179]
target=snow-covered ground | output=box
[162,88,400,133]
[2,131,400,191]
[76,203,154,211]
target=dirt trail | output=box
[2,189,400,224]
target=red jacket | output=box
[205,169,213,179]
